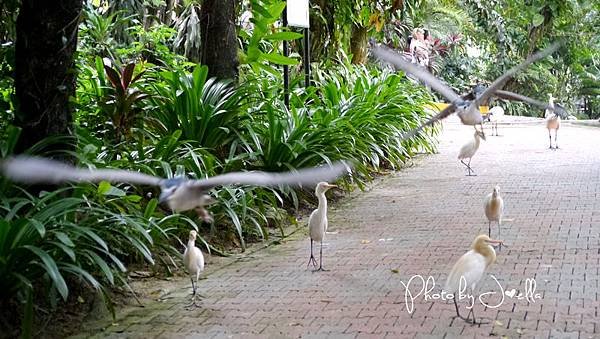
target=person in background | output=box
[410,28,430,67]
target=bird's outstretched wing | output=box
[474,42,562,106]
[494,90,549,109]
[370,43,462,103]
[1,156,162,186]
[400,103,457,140]
[189,161,351,190]
[554,103,569,119]
[402,86,485,140]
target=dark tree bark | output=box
[350,24,368,64]
[200,0,239,81]
[310,0,335,62]
[15,0,82,154]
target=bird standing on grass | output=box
[183,230,205,307]
[308,182,337,272]
[1,156,350,221]
[484,186,504,240]
[445,234,503,325]
[458,128,486,176]
[545,94,561,149]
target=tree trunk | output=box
[526,5,553,57]
[310,0,335,62]
[350,24,368,64]
[200,0,239,81]
[14,0,82,154]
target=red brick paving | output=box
[75,117,600,338]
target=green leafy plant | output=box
[101,60,149,141]
[78,4,130,59]
[148,64,247,155]
[239,0,303,71]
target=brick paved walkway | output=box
[77,117,600,338]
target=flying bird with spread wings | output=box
[369,40,563,138]
[1,156,351,221]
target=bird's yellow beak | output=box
[485,238,503,245]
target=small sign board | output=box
[287,0,309,28]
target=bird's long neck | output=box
[474,134,481,147]
[317,192,328,213]
[187,238,196,249]
[474,243,496,267]
[546,97,556,118]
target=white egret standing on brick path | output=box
[487,106,504,136]
[484,186,504,241]
[308,182,337,272]
[458,128,486,176]
[183,230,205,307]
[445,234,503,324]
[545,94,561,149]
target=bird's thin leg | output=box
[466,308,474,324]
[497,220,502,251]
[191,277,196,299]
[488,221,491,237]
[187,278,199,307]
[555,130,559,149]
[313,241,329,272]
[460,160,472,175]
[468,305,489,325]
[467,158,475,176]
[453,294,471,323]
[548,130,553,149]
[462,158,476,176]
[307,240,318,269]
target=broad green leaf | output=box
[532,13,544,27]
[266,2,287,20]
[54,231,75,247]
[29,219,46,238]
[79,228,109,251]
[144,198,158,219]
[263,32,304,41]
[62,263,101,289]
[247,45,261,62]
[23,245,68,300]
[125,195,142,202]
[98,181,126,197]
[85,250,114,284]
[261,53,300,65]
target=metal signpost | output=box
[284,0,310,108]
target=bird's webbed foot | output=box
[463,308,489,325]
[312,266,329,273]
[186,295,202,308]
